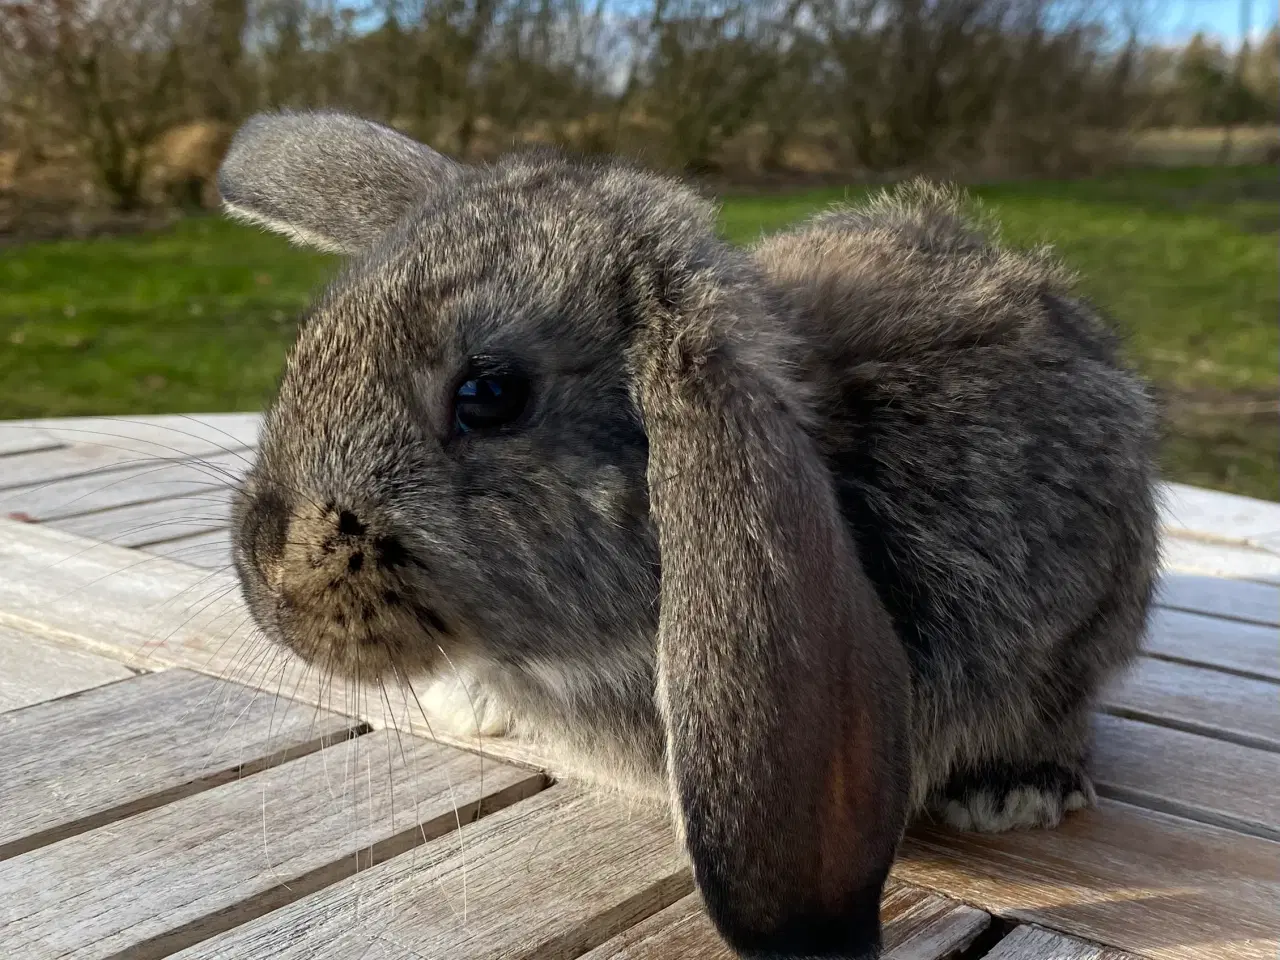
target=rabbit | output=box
[219,111,1161,959]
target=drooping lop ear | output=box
[635,265,913,958]
[217,111,461,255]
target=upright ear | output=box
[636,271,912,958]
[217,111,461,255]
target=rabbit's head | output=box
[221,111,910,958]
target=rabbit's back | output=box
[753,183,1160,800]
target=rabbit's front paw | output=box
[932,760,1096,832]
[417,674,513,739]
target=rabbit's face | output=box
[231,156,714,682]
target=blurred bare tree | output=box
[0,0,199,208]
[0,0,1276,212]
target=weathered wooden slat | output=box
[895,799,1280,960]
[0,622,138,713]
[0,729,544,960]
[984,925,1141,959]
[141,527,234,570]
[0,448,249,524]
[0,413,262,451]
[1143,607,1278,681]
[1155,572,1279,628]
[1160,482,1280,550]
[0,414,260,491]
[1161,534,1280,585]
[581,882,989,960]
[0,669,361,860]
[1105,657,1280,752]
[1092,714,1280,841]
[172,782,692,960]
[0,515,255,669]
[48,486,235,548]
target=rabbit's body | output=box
[757,208,1159,823]
[220,113,1159,958]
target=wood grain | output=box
[1091,713,1280,841]
[1105,657,1280,751]
[1156,572,1279,627]
[0,448,249,525]
[580,881,989,960]
[0,515,268,675]
[0,414,260,491]
[0,729,544,960]
[48,486,235,548]
[0,669,361,860]
[895,799,1280,960]
[1161,534,1280,585]
[173,782,693,960]
[985,925,1141,959]
[0,622,138,713]
[1160,482,1280,549]
[1143,607,1278,681]
[141,527,234,570]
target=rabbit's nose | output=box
[285,502,413,581]
[270,500,450,664]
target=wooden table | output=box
[1,413,1276,960]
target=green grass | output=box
[3,165,1276,499]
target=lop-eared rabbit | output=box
[220,111,1159,959]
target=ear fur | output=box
[636,261,912,958]
[217,111,460,255]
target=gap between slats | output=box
[1094,783,1280,845]
[1138,651,1277,685]
[0,440,67,459]
[1101,705,1280,755]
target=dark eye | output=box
[454,371,531,433]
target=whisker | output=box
[399,668,469,922]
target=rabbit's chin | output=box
[417,672,514,739]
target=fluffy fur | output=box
[221,111,1160,959]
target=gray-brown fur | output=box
[221,111,1160,958]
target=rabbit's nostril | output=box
[337,510,366,536]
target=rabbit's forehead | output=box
[291,161,708,387]
[311,222,634,366]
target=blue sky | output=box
[1157,0,1279,44]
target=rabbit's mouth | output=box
[272,596,452,681]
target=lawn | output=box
[2,165,1276,500]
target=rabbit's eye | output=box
[454,372,530,434]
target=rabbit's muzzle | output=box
[241,493,452,680]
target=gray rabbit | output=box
[220,111,1160,959]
